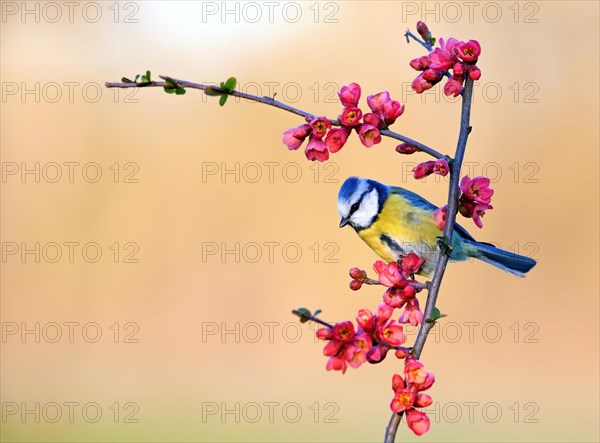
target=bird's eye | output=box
[350,202,360,214]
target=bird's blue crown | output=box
[339,176,389,210]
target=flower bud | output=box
[349,279,363,291]
[396,142,419,155]
[416,21,432,43]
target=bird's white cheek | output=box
[351,191,380,228]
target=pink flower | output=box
[282,124,311,150]
[309,116,331,139]
[390,390,415,414]
[459,175,494,203]
[358,124,382,147]
[316,327,332,340]
[434,205,447,229]
[378,320,406,347]
[383,287,414,308]
[366,91,391,114]
[323,339,343,356]
[406,409,431,436]
[373,261,405,287]
[413,160,436,179]
[444,76,464,97]
[353,332,372,353]
[318,321,375,373]
[469,65,482,80]
[363,112,383,129]
[452,62,465,76]
[366,343,389,363]
[433,159,449,176]
[338,82,361,106]
[332,321,355,343]
[391,373,406,394]
[396,142,418,155]
[326,355,347,374]
[381,100,405,126]
[439,37,460,55]
[340,106,363,127]
[429,47,453,71]
[411,74,434,93]
[375,302,395,326]
[401,253,425,277]
[422,68,443,82]
[325,127,350,153]
[415,393,433,408]
[399,298,424,326]
[409,55,431,71]
[404,357,435,390]
[390,362,434,436]
[356,308,376,333]
[457,39,481,63]
[344,343,368,368]
[472,202,493,228]
[304,138,329,162]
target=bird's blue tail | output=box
[465,240,537,278]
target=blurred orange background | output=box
[1,1,598,442]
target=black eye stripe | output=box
[349,187,371,216]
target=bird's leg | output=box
[436,235,453,256]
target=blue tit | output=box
[337,176,536,277]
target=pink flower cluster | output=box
[391,357,435,436]
[316,303,405,374]
[316,258,436,436]
[374,257,425,326]
[434,175,494,229]
[282,83,406,161]
[410,37,482,97]
[321,253,428,373]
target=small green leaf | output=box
[134,74,140,82]
[164,77,178,87]
[219,94,228,106]
[219,81,226,89]
[175,87,186,95]
[430,37,436,46]
[141,70,151,83]
[313,309,322,317]
[163,87,176,94]
[293,308,312,323]
[428,307,448,324]
[121,77,133,83]
[224,76,237,92]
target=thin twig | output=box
[104,77,444,159]
[384,77,475,443]
[291,310,334,329]
[405,30,434,52]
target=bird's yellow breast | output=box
[357,193,442,269]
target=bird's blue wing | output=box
[389,186,476,241]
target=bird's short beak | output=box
[339,217,349,228]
